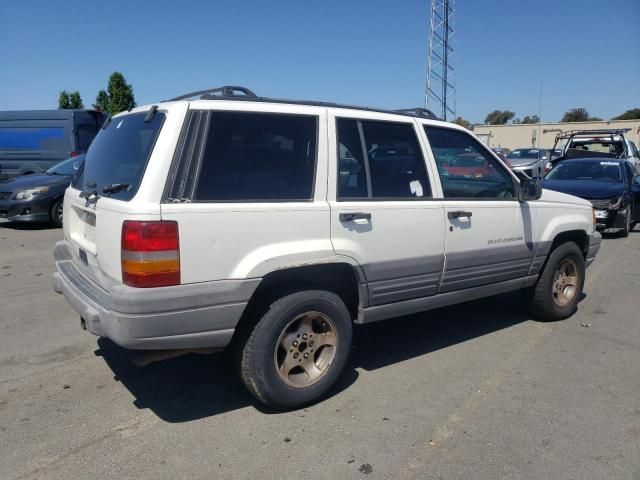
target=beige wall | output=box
[473,119,640,150]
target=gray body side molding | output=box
[356,275,538,324]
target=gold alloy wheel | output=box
[274,311,338,388]
[552,258,579,307]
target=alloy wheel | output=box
[552,258,579,307]
[56,202,63,224]
[274,311,338,388]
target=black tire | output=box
[237,290,352,410]
[620,207,631,237]
[523,241,585,321]
[50,198,63,228]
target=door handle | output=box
[339,212,371,222]
[448,211,472,219]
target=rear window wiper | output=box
[79,181,99,203]
[102,183,131,195]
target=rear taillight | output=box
[70,151,79,157]
[121,221,180,287]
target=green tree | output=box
[561,108,601,123]
[521,115,540,124]
[94,72,136,116]
[58,90,71,109]
[94,90,109,112]
[58,90,84,109]
[484,110,515,125]
[68,91,84,109]
[612,108,640,120]
[452,116,473,130]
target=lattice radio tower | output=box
[426,0,456,121]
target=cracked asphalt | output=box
[1,219,639,479]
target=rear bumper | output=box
[586,231,601,268]
[52,240,260,350]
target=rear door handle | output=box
[339,212,371,222]
[447,211,472,219]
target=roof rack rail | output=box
[392,107,438,120]
[555,128,631,139]
[167,86,257,102]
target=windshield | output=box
[46,157,80,176]
[75,112,165,200]
[507,149,543,159]
[567,139,624,156]
[546,160,622,183]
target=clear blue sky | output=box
[1,0,638,123]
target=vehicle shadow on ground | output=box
[96,291,531,423]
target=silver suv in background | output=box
[506,148,549,178]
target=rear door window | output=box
[75,112,165,201]
[336,118,431,200]
[193,111,317,201]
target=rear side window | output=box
[193,112,317,201]
[75,112,165,201]
[337,119,430,200]
[76,124,99,151]
[0,127,65,150]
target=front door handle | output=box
[448,211,472,219]
[339,212,371,222]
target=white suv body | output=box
[53,88,601,408]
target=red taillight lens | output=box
[121,221,180,288]
[70,151,78,157]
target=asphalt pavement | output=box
[1,219,639,479]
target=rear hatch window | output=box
[73,112,165,201]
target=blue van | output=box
[0,109,107,180]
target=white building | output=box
[473,119,640,150]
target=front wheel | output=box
[620,206,631,237]
[50,198,63,227]
[237,290,353,410]
[524,241,585,321]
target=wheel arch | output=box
[550,229,589,258]
[253,262,364,315]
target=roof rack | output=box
[167,86,257,102]
[392,108,438,120]
[165,86,441,121]
[555,128,631,139]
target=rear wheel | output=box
[237,290,352,410]
[524,241,585,321]
[50,198,63,227]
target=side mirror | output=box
[518,178,542,202]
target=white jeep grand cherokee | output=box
[53,86,601,409]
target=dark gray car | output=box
[0,156,82,226]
